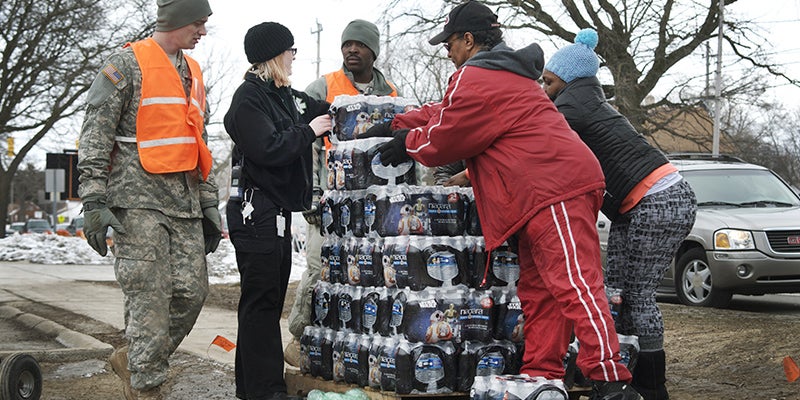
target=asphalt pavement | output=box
[0,261,287,365]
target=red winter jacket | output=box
[393,43,605,251]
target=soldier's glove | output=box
[359,121,393,138]
[302,187,323,226]
[376,129,411,167]
[202,206,223,254]
[82,197,126,257]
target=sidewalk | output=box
[0,261,287,366]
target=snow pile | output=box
[0,234,111,265]
[0,233,309,284]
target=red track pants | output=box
[516,189,632,383]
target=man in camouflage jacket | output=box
[77,0,219,398]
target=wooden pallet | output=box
[285,368,467,399]
[285,368,591,400]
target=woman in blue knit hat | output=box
[542,28,698,400]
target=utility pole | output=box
[705,42,711,98]
[383,20,391,75]
[6,137,13,209]
[713,0,724,156]
[312,20,323,78]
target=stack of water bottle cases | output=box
[297,95,638,399]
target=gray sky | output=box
[23,0,800,166]
[198,0,800,109]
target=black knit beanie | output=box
[244,22,294,64]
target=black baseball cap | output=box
[428,1,501,45]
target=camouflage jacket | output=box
[78,46,218,218]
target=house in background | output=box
[644,103,736,154]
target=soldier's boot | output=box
[109,346,136,400]
[632,350,669,400]
[283,336,302,367]
[134,386,163,400]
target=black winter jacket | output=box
[224,72,330,212]
[553,76,669,221]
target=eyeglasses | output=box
[287,48,297,56]
[443,35,464,52]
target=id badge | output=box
[276,214,286,237]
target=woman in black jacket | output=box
[542,28,696,400]
[223,22,331,400]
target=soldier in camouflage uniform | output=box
[77,1,219,398]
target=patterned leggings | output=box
[605,180,697,351]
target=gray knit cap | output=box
[341,19,380,59]
[155,0,212,32]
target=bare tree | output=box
[0,0,153,235]
[197,45,237,194]
[726,104,800,186]
[382,0,798,145]
[379,36,453,104]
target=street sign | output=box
[45,169,65,193]
[45,151,79,200]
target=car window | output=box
[27,219,50,228]
[682,169,800,207]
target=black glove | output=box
[202,206,223,254]
[359,121,393,138]
[377,129,412,167]
[302,187,323,226]
[82,198,126,257]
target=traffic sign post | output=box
[45,169,65,229]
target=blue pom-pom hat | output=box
[545,28,600,83]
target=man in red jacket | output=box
[362,2,640,399]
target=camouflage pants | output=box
[111,208,208,390]
[287,222,323,338]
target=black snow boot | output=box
[631,349,669,400]
[589,381,643,400]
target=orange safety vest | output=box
[127,38,213,180]
[323,70,398,103]
[323,69,398,149]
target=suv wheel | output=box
[675,247,732,308]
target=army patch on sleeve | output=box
[101,64,124,85]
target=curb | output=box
[0,305,113,362]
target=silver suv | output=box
[598,153,800,307]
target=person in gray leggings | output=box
[542,28,697,400]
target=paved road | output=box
[658,292,800,313]
[0,261,283,365]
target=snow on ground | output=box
[0,233,308,285]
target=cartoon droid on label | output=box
[425,310,453,343]
[353,111,374,138]
[383,254,396,288]
[347,254,360,285]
